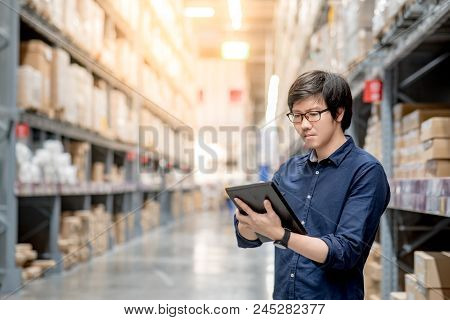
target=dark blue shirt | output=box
[234,136,390,299]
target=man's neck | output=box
[315,130,347,162]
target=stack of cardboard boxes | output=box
[18,41,52,116]
[403,251,450,300]
[91,162,105,183]
[171,191,183,219]
[91,205,111,256]
[363,104,383,161]
[193,189,203,213]
[364,242,382,299]
[59,210,92,269]
[16,243,56,282]
[141,200,161,232]
[181,191,195,215]
[113,213,127,245]
[393,103,450,179]
[58,206,112,269]
[69,142,90,183]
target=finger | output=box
[263,199,275,215]
[235,209,251,224]
[234,198,256,216]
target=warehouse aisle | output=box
[6,210,274,300]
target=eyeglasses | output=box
[286,109,329,123]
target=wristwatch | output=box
[273,228,291,249]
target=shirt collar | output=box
[308,135,355,167]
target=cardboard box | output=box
[421,117,450,142]
[402,109,450,134]
[405,273,450,300]
[20,41,52,112]
[109,90,129,141]
[114,213,127,244]
[390,291,407,300]
[92,162,105,182]
[17,65,42,110]
[69,142,89,182]
[60,216,82,240]
[93,81,109,136]
[51,48,70,113]
[422,139,450,161]
[394,103,450,122]
[414,251,450,288]
[425,160,450,178]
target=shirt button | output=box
[301,220,305,225]
[290,273,295,278]
[307,195,311,199]
[315,171,319,175]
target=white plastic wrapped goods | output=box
[57,165,77,185]
[55,153,72,168]
[34,149,52,166]
[18,162,41,184]
[16,142,33,164]
[43,140,64,154]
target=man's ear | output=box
[336,107,345,122]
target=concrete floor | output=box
[4,210,274,299]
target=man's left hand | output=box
[234,198,284,241]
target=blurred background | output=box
[0,0,450,300]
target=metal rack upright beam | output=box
[0,0,21,293]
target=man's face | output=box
[291,96,344,150]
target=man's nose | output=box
[300,116,312,130]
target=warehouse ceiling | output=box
[183,0,277,123]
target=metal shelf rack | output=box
[346,0,450,299]
[0,1,197,294]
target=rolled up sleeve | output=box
[317,163,390,270]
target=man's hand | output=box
[234,198,284,241]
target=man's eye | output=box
[309,112,319,116]
[293,114,302,118]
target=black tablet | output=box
[226,181,307,242]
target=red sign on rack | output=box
[363,79,383,103]
[229,89,242,103]
[16,123,30,139]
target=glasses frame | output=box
[286,108,330,123]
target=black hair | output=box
[287,70,352,131]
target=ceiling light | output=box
[184,7,215,18]
[221,41,250,60]
[227,0,242,30]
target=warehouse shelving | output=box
[274,0,450,300]
[0,0,199,294]
[344,0,450,299]
[347,0,450,98]
[20,111,134,152]
[19,2,189,131]
[96,0,195,111]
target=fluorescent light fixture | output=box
[184,7,215,18]
[265,75,280,124]
[221,41,250,60]
[227,0,242,30]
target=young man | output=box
[234,70,390,299]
